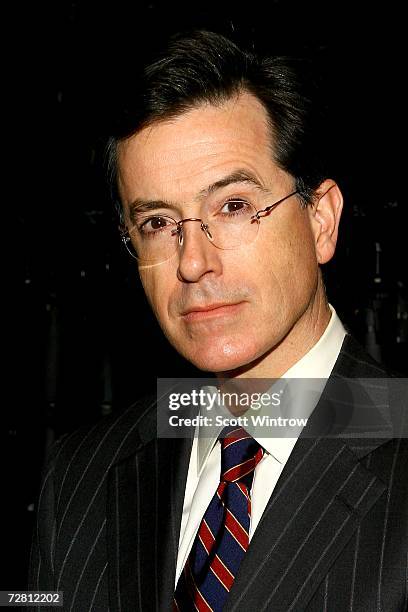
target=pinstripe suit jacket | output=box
[29,334,408,611]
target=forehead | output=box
[117,92,280,203]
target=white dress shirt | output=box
[175,304,347,585]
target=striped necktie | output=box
[174,426,264,611]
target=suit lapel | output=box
[105,334,395,611]
[224,336,393,611]
[106,406,193,612]
[224,434,387,611]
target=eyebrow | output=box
[126,169,269,220]
[199,170,269,197]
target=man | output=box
[29,31,407,611]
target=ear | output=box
[308,179,343,264]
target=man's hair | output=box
[106,30,332,216]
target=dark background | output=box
[5,0,407,590]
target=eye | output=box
[139,216,175,234]
[220,199,250,214]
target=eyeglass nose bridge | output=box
[172,217,214,246]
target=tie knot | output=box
[219,426,263,484]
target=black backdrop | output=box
[5,0,407,590]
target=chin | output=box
[178,336,262,374]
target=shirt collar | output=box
[196,304,347,474]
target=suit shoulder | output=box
[49,392,157,493]
[335,333,399,378]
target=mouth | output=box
[181,302,245,322]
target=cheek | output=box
[280,235,319,310]
[139,269,170,322]
[285,221,318,278]
[253,220,318,309]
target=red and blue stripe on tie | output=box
[174,426,264,611]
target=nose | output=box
[177,219,222,282]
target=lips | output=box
[180,302,245,322]
[181,303,234,315]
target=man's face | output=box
[117,93,323,374]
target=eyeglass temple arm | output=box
[251,190,299,220]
